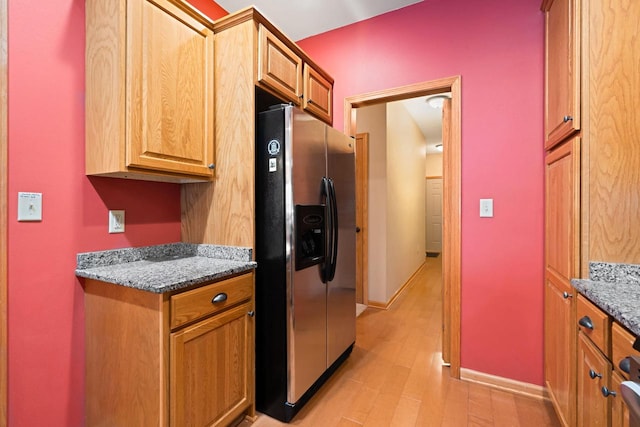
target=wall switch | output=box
[108,210,125,233]
[17,192,43,221]
[479,199,493,218]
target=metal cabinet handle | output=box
[601,386,617,398]
[579,316,594,330]
[208,163,215,170]
[247,310,255,317]
[211,293,228,303]
[356,226,361,233]
[562,291,573,299]
[619,357,631,374]
[563,115,573,123]
[589,369,603,380]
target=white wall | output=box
[356,102,427,304]
[386,101,426,300]
[425,153,443,176]
[356,104,387,302]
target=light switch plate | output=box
[480,198,493,218]
[109,210,125,233]
[17,192,43,221]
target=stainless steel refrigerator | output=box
[255,104,356,422]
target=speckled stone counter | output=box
[571,262,640,336]
[76,243,256,293]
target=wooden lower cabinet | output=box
[84,273,255,426]
[577,332,611,426]
[545,274,576,427]
[170,302,254,427]
[611,371,630,427]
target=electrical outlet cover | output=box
[108,210,125,233]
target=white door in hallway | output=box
[426,178,443,253]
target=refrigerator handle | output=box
[328,178,339,282]
[321,177,333,283]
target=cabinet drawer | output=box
[612,322,640,380]
[577,294,610,353]
[171,274,253,329]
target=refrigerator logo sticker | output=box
[267,139,280,155]
[269,158,277,172]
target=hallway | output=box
[246,257,559,426]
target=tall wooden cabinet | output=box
[544,137,580,427]
[543,0,640,424]
[86,0,216,183]
[181,7,334,248]
[581,0,640,270]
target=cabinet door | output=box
[127,0,215,177]
[543,0,580,149]
[544,137,580,427]
[545,137,580,282]
[303,64,333,124]
[258,24,303,104]
[577,333,611,427]
[545,274,575,427]
[611,371,630,427]
[170,302,254,427]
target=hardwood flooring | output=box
[243,256,560,426]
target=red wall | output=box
[7,1,227,425]
[298,0,545,384]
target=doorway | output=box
[345,77,461,378]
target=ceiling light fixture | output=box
[426,95,450,109]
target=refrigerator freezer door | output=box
[325,126,357,367]
[287,107,328,403]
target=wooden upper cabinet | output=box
[254,19,334,124]
[303,64,332,124]
[258,25,303,104]
[543,0,580,150]
[86,0,215,183]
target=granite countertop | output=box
[75,243,257,293]
[571,262,640,336]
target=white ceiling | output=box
[214,0,422,41]
[214,0,441,152]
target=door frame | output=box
[344,76,462,378]
[354,133,369,305]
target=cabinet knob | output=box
[356,226,361,233]
[562,291,573,299]
[247,310,255,317]
[619,357,631,374]
[563,115,573,123]
[211,293,228,303]
[601,386,617,398]
[589,369,603,380]
[579,316,594,330]
[308,99,315,105]
[208,163,215,170]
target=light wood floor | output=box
[243,256,560,426]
